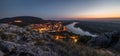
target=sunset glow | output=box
[78,14,120,18]
[0,0,120,20]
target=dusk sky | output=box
[0,0,120,20]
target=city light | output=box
[29,22,67,33]
[14,20,22,23]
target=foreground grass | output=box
[54,40,116,56]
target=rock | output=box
[0,51,4,56]
[112,32,120,51]
[0,41,17,53]
[88,31,120,48]
[114,40,120,51]
[0,23,59,56]
[87,33,112,48]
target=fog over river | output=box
[66,22,97,37]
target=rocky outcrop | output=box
[114,40,120,51]
[0,41,58,56]
[0,51,4,56]
[88,31,120,50]
[0,24,119,56]
[0,24,58,56]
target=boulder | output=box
[0,41,17,53]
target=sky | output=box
[0,0,120,20]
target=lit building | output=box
[14,20,22,23]
[54,35,78,43]
[28,22,67,33]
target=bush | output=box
[77,36,91,44]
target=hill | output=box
[0,16,74,27]
[0,16,45,26]
[0,24,117,56]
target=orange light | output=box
[71,36,78,43]
[30,22,67,33]
[63,26,67,31]
[38,28,49,33]
[14,20,22,23]
[55,36,60,40]
[55,35,64,40]
[73,39,78,43]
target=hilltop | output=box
[0,16,73,27]
[0,16,50,26]
[0,24,117,56]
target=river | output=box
[66,22,97,37]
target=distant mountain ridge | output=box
[0,16,54,26]
[0,16,43,23]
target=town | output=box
[0,21,78,43]
[27,22,78,43]
[28,22,67,33]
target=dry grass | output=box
[55,40,116,56]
